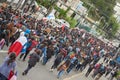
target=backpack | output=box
[99,66,105,74]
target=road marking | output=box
[63,72,83,80]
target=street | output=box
[0,1,118,80]
[0,46,116,80]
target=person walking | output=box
[8,32,27,56]
[57,59,70,79]
[22,49,41,75]
[19,39,32,60]
[22,38,38,61]
[67,56,78,74]
[43,45,54,65]
[92,63,101,78]
[50,53,63,71]
[108,69,117,80]
[0,52,16,80]
[40,43,48,65]
[85,63,94,77]
[95,65,106,80]
[105,65,112,77]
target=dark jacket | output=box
[28,53,40,67]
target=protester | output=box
[50,53,63,71]
[85,63,94,77]
[19,39,32,60]
[57,59,70,79]
[0,52,16,80]
[8,32,27,56]
[22,38,38,61]
[22,48,41,75]
[108,69,117,80]
[95,64,106,80]
[0,4,119,80]
[67,56,78,74]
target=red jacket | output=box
[28,40,38,51]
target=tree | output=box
[90,0,116,20]
[54,6,70,18]
[107,16,119,38]
[103,16,119,39]
[36,0,58,16]
[86,0,119,38]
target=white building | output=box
[56,0,87,18]
[114,2,120,23]
[114,2,120,41]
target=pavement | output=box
[0,46,117,80]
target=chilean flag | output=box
[8,32,27,56]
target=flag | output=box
[10,72,17,80]
[46,13,55,20]
[8,32,27,56]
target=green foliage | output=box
[36,0,58,16]
[65,7,71,13]
[36,0,57,9]
[54,5,60,11]
[116,70,120,79]
[82,0,119,39]
[41,0,51,9]
[54,6,77,28]
[82,1,90,9]
[108,16,119,36]
[65,17,77,28]
[59,9,67,18]
[36,0,40,5]
[90,0,116,20]
[54,6,70,18]
[117,71,120,76]
[103,16,119,39]
[96,28,105,35]
[36,0,49,8]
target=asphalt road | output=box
[0,46,117,80]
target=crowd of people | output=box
[0,2,120,80]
